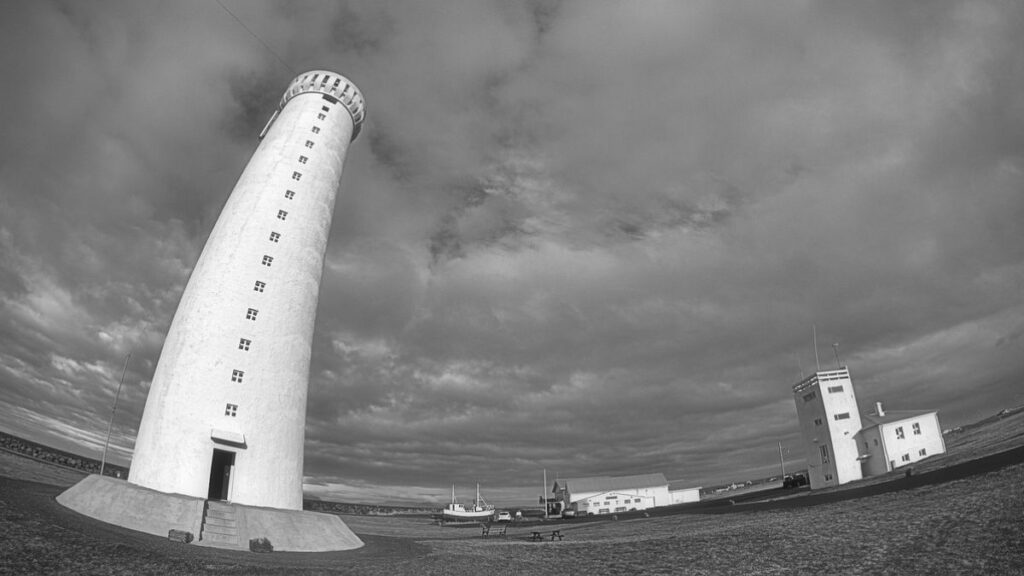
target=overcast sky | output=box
[1,0,1022,507]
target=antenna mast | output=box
[812,325,820,371]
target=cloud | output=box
[1,0,1022,505]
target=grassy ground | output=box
[1,414,1022,575]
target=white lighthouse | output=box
[59,71,366,551]
[127,71,365,509]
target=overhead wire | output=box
[212,0,296,76]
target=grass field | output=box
[1,413,1022,575]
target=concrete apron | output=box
[57,475,364,552]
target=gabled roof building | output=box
[552,473,700,515]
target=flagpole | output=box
[100,352,130,477]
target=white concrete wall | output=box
[857,426,889,477]
[669,488,701,504]
[129,71,363,510]
[793,370,864,489]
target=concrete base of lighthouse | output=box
[57,475,364,552]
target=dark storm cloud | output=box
[1,0,1023,505]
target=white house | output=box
[553,474,670,515]
[856,402,946,476]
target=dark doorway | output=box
[207,449,235,501]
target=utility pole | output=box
[543,468,548,519]
[778,441,786,478]
[100,352,130,477]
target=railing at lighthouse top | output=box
[260,70,366,141]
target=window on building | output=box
[827,385,844,393]
[305,140,314,149]
[322,105,330,112]
[803,391,817,402]
[864,441,869,451]
[834,412,850,420]
[285,190,295,200]
[819,444,830,464]
[896,426,905,439]
[312,126,320,134]
[253,281,265,292]
[238,338,251,351]
[901,453,910,462]
[890,460,896,469]
[277,210,288,220]
[246,308,258,320]
[299,155,308,164]
[317,113,326,120]
[912,422,921,435]
[261,255,273,266]
[814,417,823,426]
[225,404,238,417]
[231,369,244,383]
[291,171,302,181]
[874,438,879,446]
[919,448,927,457]
[824,473,833,481]
[269,232,281,243]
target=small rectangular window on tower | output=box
[819,444,830,464]
[239,338,251,351]
[896,426,905,439]
[291,171,302,181]
[322,105,330,112]
[312,126,320,134]
[253,281,265,292]
[246,308,258,320]
[269,231,280,242]
[285,190,296,199]
[833,412,850,420]
[814,417,823,426]
[225,403,238,417]
[277,210,288,220]
[827,385,844,393]
[231,370,244,383]
[802,391,817,402]
[299,155,308,164]
[261,255,273,266]
[317,113,326,120]
[919,448,926,456]
[901,453,910,462]
[305,140,314,149]
[912,422,921,435]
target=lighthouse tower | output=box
[127,71,365,510]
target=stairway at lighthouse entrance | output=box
[200,500,239,546]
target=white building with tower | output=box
[792,368,865,489]
[792,368,946,490]
[59,71,366,552]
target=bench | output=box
[550,530,563,541]
[530,530,563,541]
[481,523,508,537]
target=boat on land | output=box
[440,483,494,522]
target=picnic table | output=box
[530,530,563,541]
